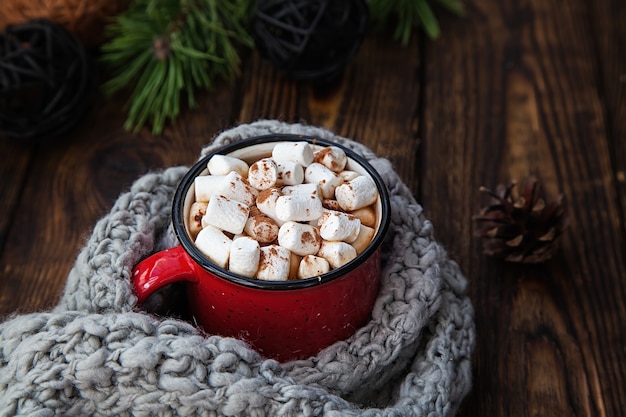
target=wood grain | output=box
[238,51,301,123]
[304,34,422,194]
[419,0,626,416]
[238,35,421,195]
[586,4,626,410]
[0,140,33,255]
[588,0,626,239]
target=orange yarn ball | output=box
[0,0,130,48]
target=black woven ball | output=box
[0,19,95,142]
[252,0,369,85]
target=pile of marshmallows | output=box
[189,141,379,281]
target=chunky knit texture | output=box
[0,120,475,416]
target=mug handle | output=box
[132,246,199,304]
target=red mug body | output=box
[134,245,381,361]
[133,135,390,362]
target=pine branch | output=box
[100,0,255,134]
[367,0,465,44]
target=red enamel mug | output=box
[133,134,390,362]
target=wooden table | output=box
[1,0,624,415]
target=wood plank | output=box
[588,0,626,236]
[585,0,626,413]
[0,140,33,255]
[237,52,301,123]
[304,34,422,194]
[0,86,237,317]
[237,35,421,193]
[419,0,626,416]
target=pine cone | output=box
[473,177,568,263]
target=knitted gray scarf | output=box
[0,120,475,416]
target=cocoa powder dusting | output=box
[323,199,343,211]
[249,205,261,217]
[314,147,332,164]
[256,188,275,205]
[251,216,278,243]
[259,250,268,269]
[301,230,320,245]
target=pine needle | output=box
[415,0,440,39]
[101,0,255,134]
[367,0,464,44]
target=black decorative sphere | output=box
[252,0,369,85]
[0,20,95,142]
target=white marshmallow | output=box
[218,171,257,207]
[318,210,361,243]
[314,146,347,172]
[317,241,357,269]
[351,224,376,255]
[194,172,257,206]
[281,183,320,196]
[272,141,314,167]
[350,206,377,228]
[255,187,284,226]
[202,195,249,235]
[275,160,304,185]
[207,154,249,178]
[338,170,360,182]
[257,245,291,281]
[229,237,261,278]
[188,201,208,238]
[298,255,331,279]
[194,175,225,202]
[275,194,324,222]
[335,175,379,211]
[194,225,232,268]
[304,163,342,199]
[278,221,321,256]
[248,158,278,190]
[244,214,279,243]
